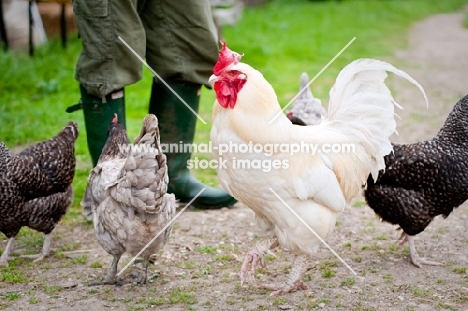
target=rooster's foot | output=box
[240,249,266,284]
[260,281,308,296]
[240,238,278,285]
[259,254,309,296]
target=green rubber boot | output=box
[77,85,126,166]
[149,80,237,209]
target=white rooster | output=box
[209,42,427,295]
[82,114,176,285]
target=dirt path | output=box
[2,10,468,311]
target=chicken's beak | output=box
[208,74,219,86]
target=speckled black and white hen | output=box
[0,122,78,266]
[82,114,176,285]
[364,94,468,267]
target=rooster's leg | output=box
[260,254,308,296]
[0,237,15,266]
[240,237,278,285]
[405,234,442,268]
[20,233,52,262]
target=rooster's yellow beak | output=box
[208,74,219,86]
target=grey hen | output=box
[0,122,78,266]
[287,72,326,126]
[82,114,176,284]
[364,94,468,267]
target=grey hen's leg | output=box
[103,254,121,283]
[89,254,122,286]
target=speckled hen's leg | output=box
[0,237,15,266]
[20,233,52,262]
[260,255,309,296]
[406,235,442,268]
[240,238,279,285]
[397,229,408,245]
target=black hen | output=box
[0,122,78,266]
[364,94,468,267]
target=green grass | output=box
[195,245,218,254]
[452,267,467,275]
[464,11,468,28]
[340,278,356,286]
[90,261,103,268]
[0,264,28,283]
[71,254,88,265]
[28,296,41,304]
[1,0,468,246]
[167,287,197,305]
[2,292,21,301]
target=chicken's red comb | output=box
[213,41,244,75]
[112,113,118,124]
[286,112,293,119]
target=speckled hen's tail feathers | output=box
[108,114,171,215]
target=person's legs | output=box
[141,0,236,209]
[72,0,145,165]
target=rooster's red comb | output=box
[213,41,244,75]
[112,113,118,124]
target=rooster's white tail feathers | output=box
[327,58,428,181]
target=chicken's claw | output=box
[240,248,264,285]
[260,281,308,296]
[239,238,279,285]
[406,234,443,268]
[397,230,408,246]
[20,253,46,263]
